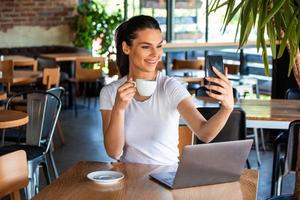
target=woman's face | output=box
[123,28,163,76]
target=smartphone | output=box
[204,55,224,94]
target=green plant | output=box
[209,0,300,87]
[73,1,123,55]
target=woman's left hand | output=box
[204,66,234,111]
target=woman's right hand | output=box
[114,78,136,111]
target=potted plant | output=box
[209,0,300,88]
[72,1,123,56]
[72,1,123,96]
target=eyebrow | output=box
[138,40,163,45]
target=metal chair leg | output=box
[246,159,251,169]
[253,128,262,166]
[56,122,65,145]
[48,150,59,178]
[260,128,266,151]
[41,160,51,184]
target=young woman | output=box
[100,15,234,165]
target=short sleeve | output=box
[99,85,114,110]
[165,78,190,108]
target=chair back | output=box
[0,150,28,199]
[224,63,239,74]
[42,67,60,89]
[0,60,13,78]
[13,60,38,71]
[284,120,300,174]
[6,91,62,153]
[279,120,300,198]
[0,60,13,94]
[285,88,300,100]
[75,57,104,81]
[195,107,246,143]
[172,59,204,70]
[47,86,65,99]
[108,59,120,77]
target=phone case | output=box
[204,55,224,94]
[205,55,224,79]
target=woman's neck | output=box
[128,70,157,81]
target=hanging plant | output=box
[209,0,300,88]
[72,1,123,55]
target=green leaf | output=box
[278,10,298,58]
[222,0,234,30]
[261,38,270,76]
[266,21,277,59]
[251,0,258,25]
[274,11,283,37]
[222,1,243,32]
[256,1,267,51]
[208,0,223,13]
[239,1,253,46]
[261,0,286,28]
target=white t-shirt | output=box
[99,72,190,165]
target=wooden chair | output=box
[75,57,104,81]
[108,59,120,77]
[13,60,38,71]
[172,59,204,70]
[224,63,239,74]
[73,57,105,116]
[0,60,13,94]
[178,126,193,160]
[0,150,28,200]
[42,67,60,90]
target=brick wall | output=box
[0,0,77,32]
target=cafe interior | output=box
[0,0,300,199]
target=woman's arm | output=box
[178,67,234,143]
[178,97,232,143]
[101,79,136,159]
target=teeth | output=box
[145,60,156,64]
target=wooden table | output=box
[40,53,100,107]
[193,98,300,130]
[39,53,93,62]
[3,55,35,65]
[0,70,41,85]
[0,110,28,129]
[33,161,258,200]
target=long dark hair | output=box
[115,15,161,77]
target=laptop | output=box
[149,139,253,189]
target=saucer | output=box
[87,171,124,184]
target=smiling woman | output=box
[99,15,234,165]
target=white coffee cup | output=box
[133,79,157,96]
